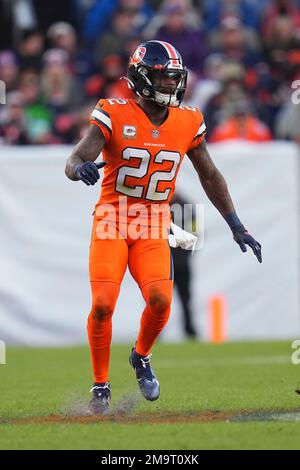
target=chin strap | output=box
[154,90,180,107]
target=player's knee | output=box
[149,292,171,315]
[92,298,114,322]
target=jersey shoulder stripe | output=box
[193,121,206,140]
[178,106,206,151]
[91,108,112,135]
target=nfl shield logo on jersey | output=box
[123,125,137,139]
[152,129,160,139]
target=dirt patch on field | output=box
[0,410,232,426]
[2,407,300,426]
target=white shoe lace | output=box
[90,382,110,393]
[141,353,152,368]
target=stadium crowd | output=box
[1,0,300,145]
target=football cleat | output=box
[88,382,111,415]
[129,347,160,401]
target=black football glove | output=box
[232,225,262,263]
[75,161,107,186]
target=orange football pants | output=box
[87,222,174,383]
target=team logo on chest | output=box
[152,129,160,139]
[123,125,137,139]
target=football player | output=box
[65,40,262,415]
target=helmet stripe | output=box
[152,40,180,64]
[161,41,179,59]
[152,40,172,59]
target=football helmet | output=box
[127,40,187,108]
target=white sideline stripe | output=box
[91,109,112,130]
[156,355,290,368]
[194,122,206,138]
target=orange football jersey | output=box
[90,98,206,226]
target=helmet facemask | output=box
[128,65,187,107]
[147,67,187,107]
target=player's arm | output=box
[65,125,106,185]
[187,139,262,263]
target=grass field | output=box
[0,340,300,450]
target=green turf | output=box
[0,341,300,449]
[1,422,300,450]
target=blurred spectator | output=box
[204,61,247,137]
[182,54,225,111]
[144,0,200,39]
[154,1,208,74]
[94,8,143,65]
[82,0,153,46]
[261,0,300,40]
[41,49,83,112]
[0,91,29,145]
[86,54,133,100]
[209,100,272,142]
[73,103,95,141]
[148,0,164,7]
[19,70,56,144]
[17,29,44,71]
[275,95,300,143]
[1,0,299,145]
[264,15,300,83]
[47,21,92,80]
[0,51,19,92]
[47,22,77,56]
[100,55,134,99]
[122,33,144,62]
[0,0,76,51]
[202,0,263,32]
[54,102,95,144]
[209,16,262,69]
[86,27,139,100]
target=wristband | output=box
[225,212,244,231]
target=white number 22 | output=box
[116,148,180,201]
